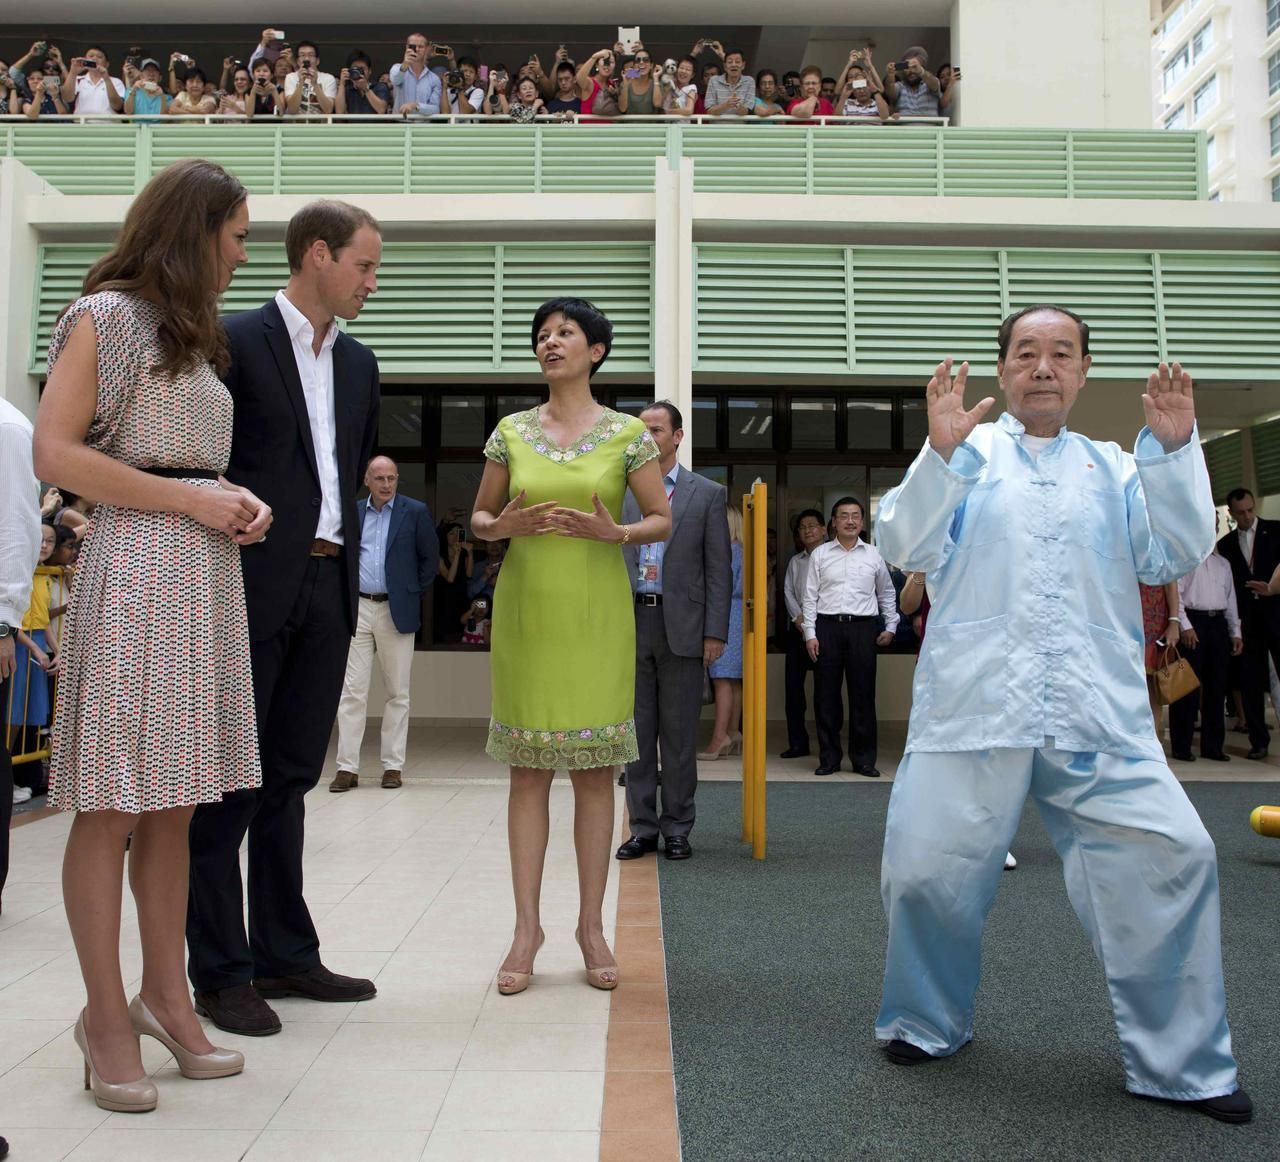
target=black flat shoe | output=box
[193,983,282,1036]
[858,766,881,778]
[1190,1087,1253,1124]
[1247,748,1268,761]
[663,835,692,860]
[814,765,839,777]
[884,1039,937,1066]
[780,748,811,759]
[615,835,658,860]
[1171,751,1196,762]
[252,964,377,1002]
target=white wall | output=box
[0,161,46,420]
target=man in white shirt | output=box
[781,509,826,758]
[1171,533,1242,762]
[0,397,42,907]
[283,41,336,116]
[61,47,125,115]
[802,496,898,776]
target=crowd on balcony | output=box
[1,32,961,123]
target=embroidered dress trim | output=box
[485,716,640,768]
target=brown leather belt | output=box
[310,538,342,558]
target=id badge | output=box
[639,563,659,584]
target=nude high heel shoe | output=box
[575,930,619,991]
[697,738,735,761]
[129,995,244,1079]
[497,931,545,996]
[73,1010,158,1113]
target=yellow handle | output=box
[1249,806,1280,838]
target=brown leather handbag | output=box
[1153,645,1200,706]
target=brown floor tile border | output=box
[11,804,58,829]
[603,803,679,1161]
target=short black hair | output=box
[641,400,683,432]
[1225,488,1255,506]
[346,50,372,68]
[756,68,778,85]
[830,495,865,520]
[997,304,1090,360]
[793,508,825,532]
[296,40,319,56]
[186,67,207,84]
[53,524,77,549]
[724,48,746,62]
[85,46,108,60]
[783,70,801,82]
[530,298,613,378]
[458,55,478,70]
[555,61,575,75]
[822,76,837,85]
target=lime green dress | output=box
[484,407,659,769]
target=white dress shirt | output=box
[1178,552,1240,639]
[783,549,813,623]
[73,73,126,115]
[275,290,343,543]
[1237,523,1256,567]
[801,537,899,640]
[0,399,42,627]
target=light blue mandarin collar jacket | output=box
[876,411,1214,761]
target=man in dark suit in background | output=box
[187,200,383,1035]
[331,454,438,792]
[1218,487,1280,760]
[616,401,731,862]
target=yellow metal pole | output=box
[741,493,755,845]
[751,482,768,860]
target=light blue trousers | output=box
[875,745,1239,1100]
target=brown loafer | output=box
[381,769,402,789]
[329,770,358,793]
[193,983,282,1037]
[252,964,377,1002]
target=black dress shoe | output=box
[814,765,839,777]
[1171,751,1196,762]
[193,983,282,1036]
[664,835,692,860]
[617,771,626,786]
[858,766,882,778]
[615,835,658,860]
[1247,747,1268,761]
[1201,752,1230,762]
[780,748,811,759]
[884,1039,937,1066]
[1190,1087,1253,1124]
[252,964,377,1002]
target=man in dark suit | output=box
[331,454,438,792]
[1218,487,1280,760]
[187,201,383,1036]
[616,401,731,862]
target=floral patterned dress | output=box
[483,406,658,768]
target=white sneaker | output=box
[12,787,32,804]
[1004,851,1017,870]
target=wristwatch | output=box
[0,623,13,639]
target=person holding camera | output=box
[168,66,217,116]
[574,48,622,121]
[62,47,124,116]
[938,63,962,114]
[20,65,70,119]
[545,59,582,115]
[439,50,484,118]
[246,28,289,71]
[883,47,941,118]
[8,40,53,93]
[838,63,891,121]
[216,65,256,119]
[246,59,283,116]
[284,41,336,116]
[617,48,661,117]
[336,50,389,117]
[123,58,168,120]
[391,31,442,117]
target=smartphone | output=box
[851,79,868,91]
[618,26,640,52]
[624,66,640,79]
[271,29,285,40]
[478,64,489,81]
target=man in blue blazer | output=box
[332,455,438,791]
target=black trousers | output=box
[1237,612,1280,752]
[187,558,351,991]
[1,676,12,909]
[784,623,815,752]
[814,614,879,771]
[1170,609,1230,758]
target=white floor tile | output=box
[0,1066,113,1129]
[313,1021,473,1072]
[0,1018,69,1073]
[433,1070,604,1132]
[422,1130,600,1161]
[268,1068,452,1132]
[65,1128,259,1160]
[101,1068,303,1131]
[457,1022,607,1072]
[0,1127,96,1160]
[243,1129,428,1161]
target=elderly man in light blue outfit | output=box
[874,304,1251,1125]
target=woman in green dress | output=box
[471,298,671,995]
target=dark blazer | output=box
[622,465,732,658]
[364,493,438,634]
[223,299,380,641]
[1218,517,1280,632]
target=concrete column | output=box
[653,154,695,468]
[0,159,46,418]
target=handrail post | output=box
[742,491,756,846]
[750,481,768,860]
[1065,130,1075,199]
[133,122,152,192]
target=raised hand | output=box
[926,357,994,462]
[547,493,621,541]
[495,490,558,538]
[1142,361,1195,453]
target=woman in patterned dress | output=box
[471,299,671,995]
[33,160,270,1112]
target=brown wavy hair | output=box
[79,159,247,376]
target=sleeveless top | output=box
[623,80,656,115]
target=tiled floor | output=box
[3,720,1278,1161]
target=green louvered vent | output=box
[683,127,808,192]
[941,131,1068,198]
[811,131,938,196]
[852,248,1004,374]
[9,123,138,195]
[539,126,667,191]
[278,124,409,195]
[1160,253,1280,376]
[148,125,279,193]
[33,243,653,374]
[1071,131,1201,200]
[695,247,848,371]
[1202,432,1245,504]
[412,125,539,191]
[1006,251,1160,374]
[497,245,654,367]
[1251,421,1280,498]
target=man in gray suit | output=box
[616,401,732,861]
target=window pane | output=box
[846,398,892,449]
[693,396,718,449]
[1269,51,1280,97]
[869,467,908,542]
[790,397,837,450]
[432,462,484,529]
[1191,21,1212,59]
[1163,103,1187,131]
[1205,135,1217,172]
[1163,45,1189,93]
[787,465,870,531]
[694,464,728,486]
[614,395,652,417]
[497,393,541,419]
[728,396,775,450]
[1272,173,1279,203]
[902,397,928,451]
[1271,113,1280,157]
[1270,0,1280,36]
[379,394,423,447]
[440,395,486,447]
[392,461,427,502]
[1192,74,1217,119]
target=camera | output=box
[446,70,463,88]
[351,65,365,80]
[850,78,868,91]
[43,76,60,91]
[433,43,452,56]
[893,60,912,72]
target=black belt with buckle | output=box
[359,592,389,602]
[1188,608,1225,618]
[636,593,663,606]
[144,467,219,481]
[817,613,877,623]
